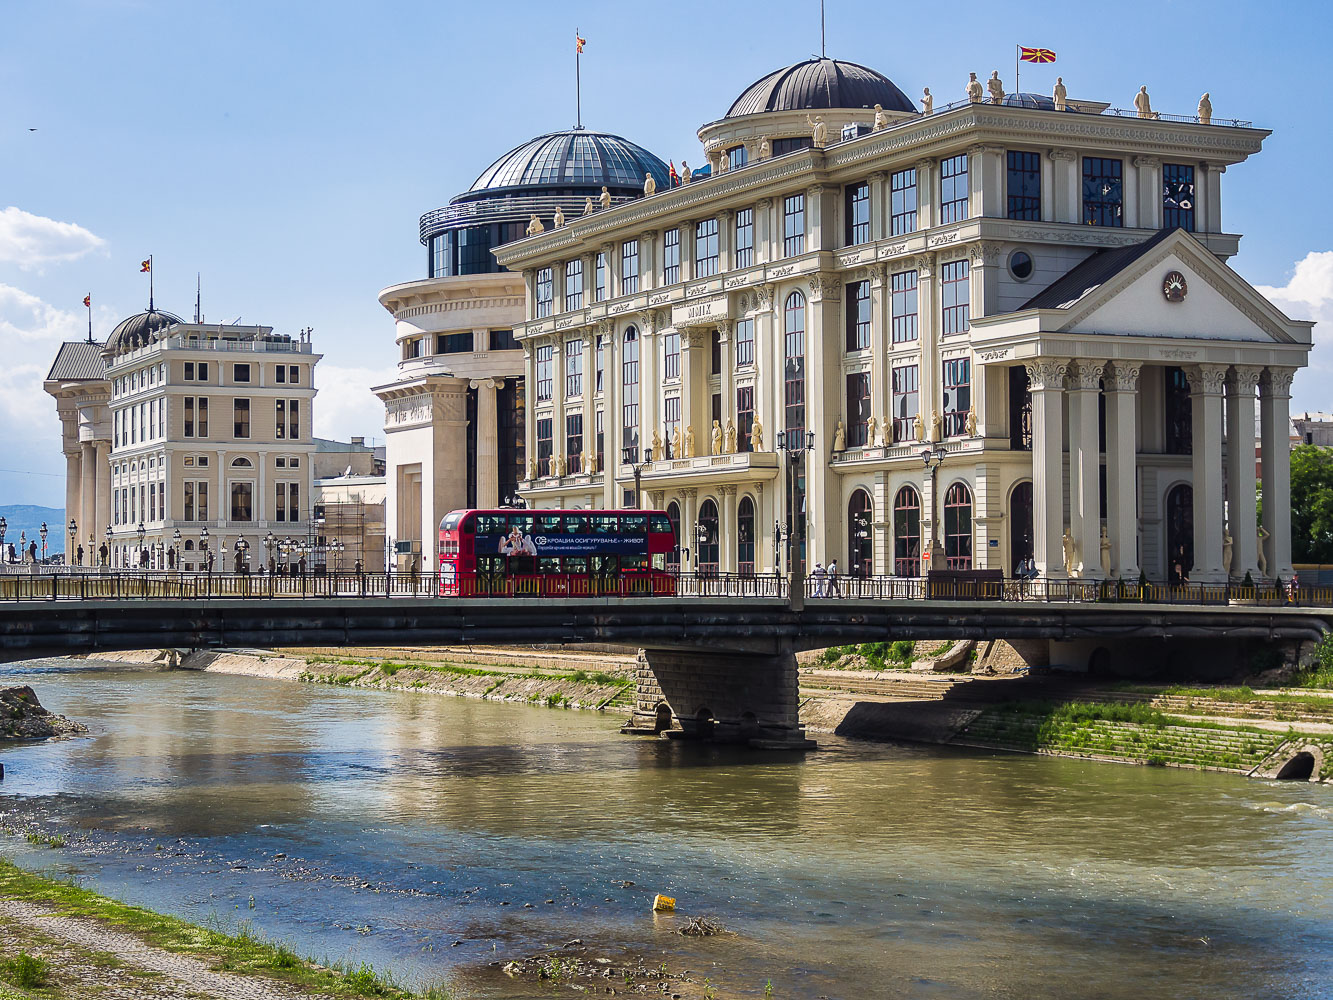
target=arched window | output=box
[944,482,973,570]
[666,501,681,571]
[622,327,640,464]
[893,485,921,577]
[737,496,755,576]
[1009,481,1034,576]
[848,489,873,577]
[1166,483,1194,585]
[783,291,806,442]
[231,457,253,468]
[697,499,719,575]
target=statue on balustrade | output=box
[685,424,697,458]
[1100,526,1112,577]
[651,428,663,461]
[644,173,657,196]
[913,412,924,442]
[526,215,544,236]
[719,148,731,172]
[724,418,737,454]
[583,196,595,216]
[600,186,612,210]
[966,72,984,103]
[966,407,978,437]
[866,415,878,448]
[1257,525,1270,577]
[929,409,942,442]
[1134,86,1155,119]
[1062,531,1078,577]
[710,419,723,456]
[987,71,1005,105]
[751,418,764,451]
[671,425,683,459]
[554,454,566,477]
[553,205,565,228]
[1198,92,1212,125]
[806,114,827,147]
[1222,525,1233,575]
[758,137,771,160]
[832,420,846,452]
[681,161,692,184]
[1053,77,1067,112]
[872,104,888,131]
[921,87,934,114]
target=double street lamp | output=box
[39,521,48,563]
[104,524,112,568]
[630,447,653,509]
[776,429,816,609]
[921,445,948,572]
[172,528,182,569]
[200,526,211,574]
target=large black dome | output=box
[726,58,915,117]
[465,128,670,197]
[103,308,183,356]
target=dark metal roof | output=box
[726,58,915,117]
[1020,228,1178,311]
[1002,92,1060,111]
[464,129,670,197]
[103,308,183,356]
[46,341,107,381]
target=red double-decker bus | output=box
[438,508,678,597]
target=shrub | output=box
[1,952,49,988]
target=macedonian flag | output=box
[140,259,151,273]
[82,294,91,308]
[1019,46,1056,63]
[576,34,585,53]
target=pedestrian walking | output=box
[76,544,84,566]
[827,558,842,597]
[812,562,827,597]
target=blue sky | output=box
[2,0,1331,507]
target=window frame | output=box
[939,154,969,225]
[564,259,584,311]
[940,259,970,336]
[845,280,871,351]
[535,266,554,317]
[845,181,870,245]
[620,240,639,295]
[1082,156,1124,227]
[1006,150,1042,221]
[734,208,754,269]
[783,194,806,257]
[662,229,680,285]
[694,218,719,277]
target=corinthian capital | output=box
[1185,363,1229,395]
[1068,360,1106,391]
[1024,358,1070,391]
[1227,365,1264,393]
[1260,366,1296,397]
[1104,362,1142,392]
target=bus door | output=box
[591,554,619,595]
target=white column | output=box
[1067,361,1105,579]
[1260,367,1296,580]
[1048,149,1079,224]
[753,286,776,443]
[1226,366,1262,580]
[719,320,736,444]
[94,441,111,541]
[476,378,499,507]
[1186,363,1228,583]
[80,442,97,544]
[1026,360,1068,577]
[869,266,888,442]
[581,334,595,475]
[719,484,737,573]
[1103,363,1141,579]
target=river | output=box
[0,657,1331,998]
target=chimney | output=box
[351,436,364,447]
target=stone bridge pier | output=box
[627,639,816,749]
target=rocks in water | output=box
[678,915,729,937]
[0,687,87,739]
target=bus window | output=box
[565,557,588,574]
[477,514,504,535]
[652,553,666,570]
[622,554,648,572]
[563,514,589,535]
[509,514,534,535]
[592,515,618,536]
[461,514,475,534]
[539,514,563,534]
[621,513,648,534]
[538,557,562,575]
[650,513,672,533]
[592,554,619,574]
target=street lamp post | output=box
[776,429,816,610]
[39,521,48,564]
[921,446,948,575]
[0,517,6,564]
[172,528,181,570]
[264,531,275,572]
[631,447,653,509]
[104,525,112,568]
[68,518,77,567]
[136,522,146,569]
[200,526,210,575]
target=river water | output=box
[0,658,1331,998]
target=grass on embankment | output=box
[0,857,452,998]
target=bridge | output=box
[2,571,1330,749]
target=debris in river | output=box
[678,915,729,937]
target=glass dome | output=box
[467,129,670,195]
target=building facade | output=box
[45,341,112,562]
[497,57,1312,585]
[375,128,670,571]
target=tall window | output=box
[197,398,208,437]
[729,144,748,168]
[710,330,722,376]
[620,240,639,294]
[894,485,921,577]
[939,154,969,224]
[942,358,971,437]
[663,330,681,380]
[845,280,871,350]
[565,339,583,397]
[536,417,552,476]
[564,259,583,311]
[783,194,805,257]
[736,385,754,452]
[595,336,605,394]
[734,318,754,367]
[663,396,680,458]
[1083,157,1124,227]
[1163,163,1195,231]
[734,208,754,269]
[772,136,813,156]
[845,182,870,245]
[566,413,583,474]
[662,228,680,284]
[233,399,250,439]
[184,397,195,437]
[621,327,640,463]
[230,483,252,522]
[737,496,755,575]
[890,270,919,343]
[694,219,719,277]
[595,409,604,470]
[846,372,871,447]
[784,291,806,437]
[535,267,553,317]
[276,399,286,439]
[1007,150,1041,220]
[1164,366,1193,454]
[288,399,299,440]
[535,343,553,401]
[594,252,607,301]
[944,483,973,569]
[891,168,918,235]
[1009,366,1033,451]
[941,260,970,335]
[892,363,919,443]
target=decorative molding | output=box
[1068,360,1106,390]
[1047,147,1078,162]
[914,253,935,277]
[808,273,842,301]
[1104,362,1142,391]
[1185,362,1229,395]
[1227,365,1264,393]
[753,283,774,309]
[1132,155,1161,169]
[1024,358,1070,391]
[1260,367,1296,397]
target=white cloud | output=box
[312,364,395,447]
[0,283,85,344]
[0,207,105,270]
[1257,251,1333,414]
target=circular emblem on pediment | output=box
[1162,270,1188,303]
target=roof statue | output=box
[988,71,1005,105]
[600,186,612,209]
[866,415,878,447]
[1134,86,1155,119]
[1198,92,1212,125]
[719,148,730,172]
[758,137,770,159]
[1053,77,1067,112]
[526,214,544,236]
[644,173,656,196]
[553,205,565,228]
[967,72,983,103]
[807,114,827,147]
[921,87,933,114]
[872,104,887,131]
[583,196,594,215]
[681,160,692,184]
[751,418,763,451]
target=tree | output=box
[1290,445,1333,563]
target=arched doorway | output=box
[848,489,873,577]
[1166,483,1193,585]
[737,496,755,575]
[944,482,973,570]
[893,485,921,577]
[666,501,681,572]
[1009,481,1034,576]
[697,498,719,575]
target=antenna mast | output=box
[820,0,826,57]
[195,272,201,323]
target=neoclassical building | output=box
[375,127,670,570]
[496,57,1312,584]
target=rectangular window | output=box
[892,363,919,443]
[1007,150,1041,220]
[845,182,870,245]
[276,399,286,439]
[184,481,195,522]
[939,154,969,224]
[622,332,640,464]
[185,362,195,381]
[662,228,680,285]
[565,339,583,397]
[783,194,805,257]
[941,259,970,335]
[231,482,253,522]
[275,365,286,384]
[663,330,680,380]
[942,358,972,437]
[1083,156,1124,227]
[663,395,680,458]
[289,399,299,440]
[184,397,195,437]
[566,413,583,474]
[535,267,554,317]
[275,482,287,522]
[197,481,208,521]
[490,329,519,351]
[711,330,722,376]
[564,259,583,311]
[288,482,299,522]
[694,219,719,277]
[734,318,754,367]
[734,208,754,269]
[846,372,871,447]
[594,252,607,301]
[891,270,919,344]
[595,409,604,470]
[736,385,754,452]
[199,362,209,381]
[233,363,251,383]
[620,240,639,294]
[535,343,553,401]
[437,332,474,354]
[1163,163,1195,232]
[198,397,208,437]
[233,398,250,438]
[845,280,871,351]
[288,365,298,384]
[595,337,605,394]
[536,417,552,476]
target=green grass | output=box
[0,952,49,988]
[816,641,916,670]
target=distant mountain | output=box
[0,505,65,555]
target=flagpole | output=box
[148,254,154,312]
[1015,44,1020,96]
[86,299,93,344]
[575,28,582,129]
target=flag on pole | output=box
[82,294,90,308]
[576,34,585,53]
[1019,47,1056,63]
[140,258,151,273]
[668,160,680,187]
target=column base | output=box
[1190,570,1228,585]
